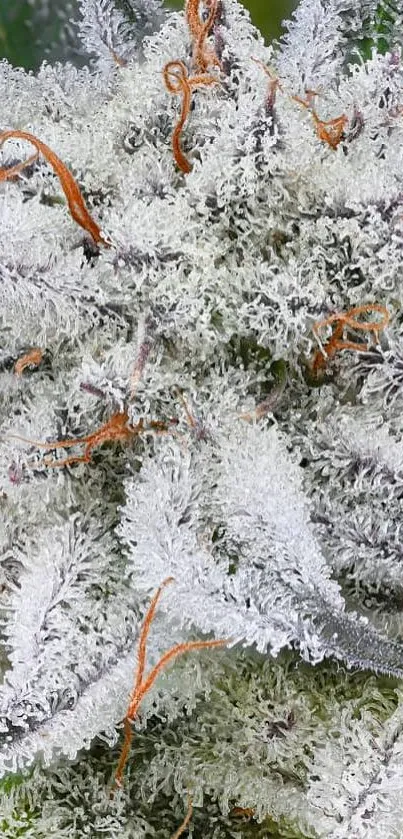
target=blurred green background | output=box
[0,0,297,70]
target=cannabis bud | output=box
[1,1,403,836]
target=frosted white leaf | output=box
[119,420,403,676]
[77,0,165,70]
[278,0,403,91]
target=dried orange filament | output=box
[293,89,320,110]
[185,0,220,72]
[311,303,390,375]
[186,0,204,40]
[195,0,220,72]
[110,49,128,68]
[0,151,39,182]
[311,110,348,150]
[0,129,109,246]
[163,60,218,173]
[252,58,283,112]
[7,411,175,469]
[293,93,348,149]
[14,348,43,376]
[114,578,228,787]
[229,807,255,820]
[171,794,193,839]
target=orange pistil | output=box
[6,411,175,469]
[185,0,220,72]
[114,578,228,788]
[293,92,348,150]
[293,89,320,110]
[229,806,255,820]
[0,129,110,246]
[311,110,349,150]
[185,0,202,41]
[311,303,390,376]
[0,151,39,182]
[14,348,43,376]
[171,794,193,839]
[163,60,218,173]
[252,58,283,112]
[110,49,128,68]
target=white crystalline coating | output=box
[2,0,403,836]
[119,423,345,659]
[276,0,347,90]
[77,0,166,70]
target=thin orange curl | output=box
[0,150,39,182]
[251,73,347,149]
[252,58,283,111]
[194,0,220,72]
[229,806,255,820]
[114,577,228,788]
[171,794,193,839]
[14,348,43,376]
[311,303,390,375]
[0,129,109,246]
[6,411,176,469]
[185,0,220,72]
[185,0,203,40]
[163,60,218,173]
[293,93,348,150]
[311,110,348,150]
[110,49,128,68]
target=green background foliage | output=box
[0,0,297,70]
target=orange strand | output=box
[185,0,220,72]
[313,303,390,335]
[163,61,218,173]
[110,49,128,68]
[171,794,193,839]
[311,303,390,375]
[0,129,110,246]
[114,578,228,788]
[133,578,174,697]
[6,412,176,469]
[0,150,39,182]
[252,58,283,112]
[185,0,202,40]
[229,807,255,820]
[6,411,134,468]
[194,0,220,72]
[311,110,349,150]
[293,93,348,150]
[14,348,43,376]
[163,62,194,174]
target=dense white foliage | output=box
[1,0,403,836]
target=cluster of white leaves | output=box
[119,418,403,677]
[2,0,403,836]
